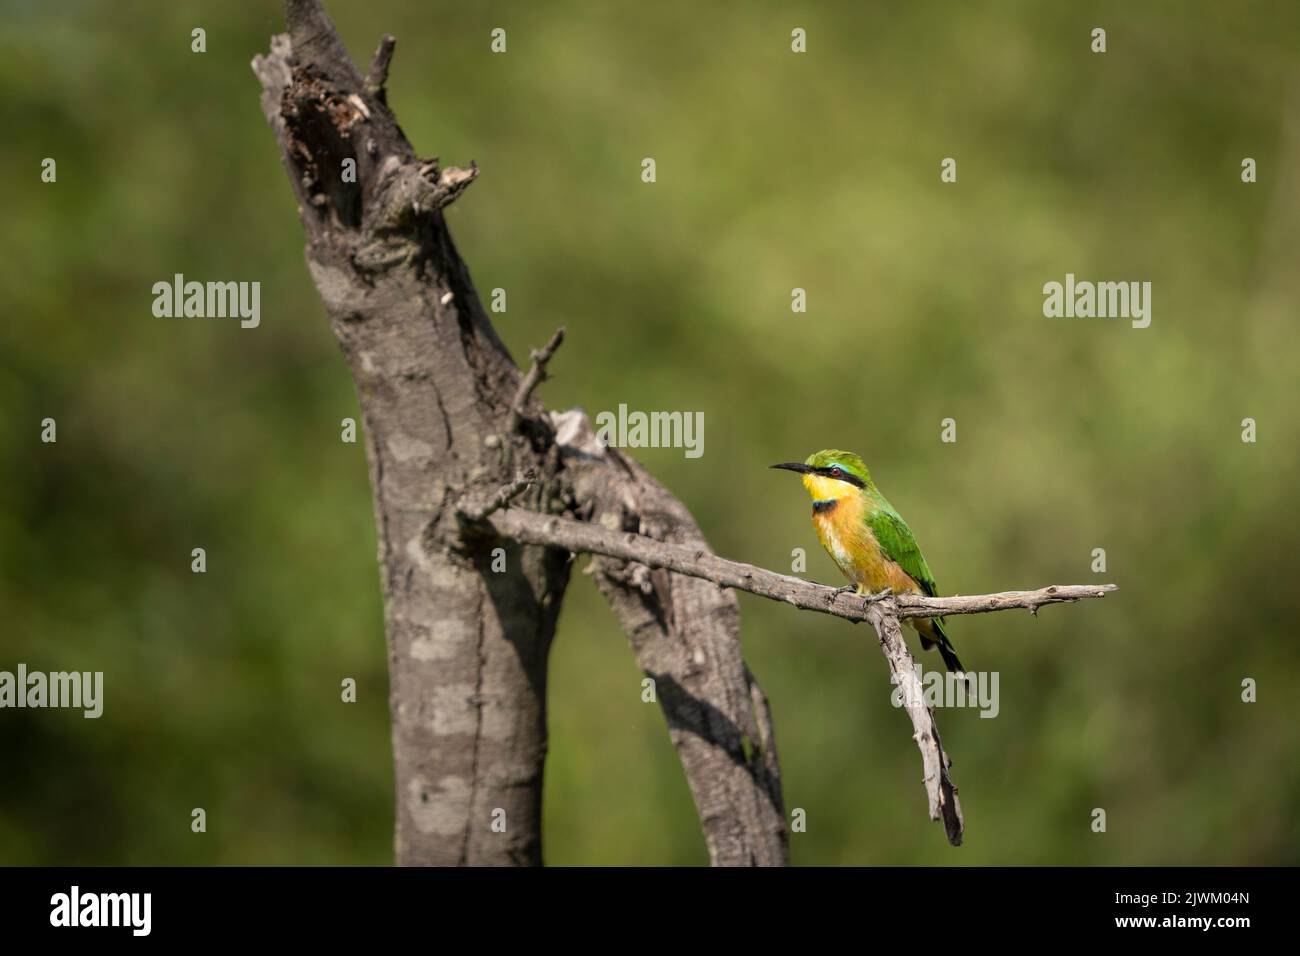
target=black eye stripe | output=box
[817,466,865,488]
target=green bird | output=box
[772,449,967,676]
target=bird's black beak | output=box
[770,462,813,474]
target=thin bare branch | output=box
[897,586,1117,618]
[484,507,1115,624]
[508,327,566,430]
[865,603,964,843]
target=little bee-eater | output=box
[772,450,967,676]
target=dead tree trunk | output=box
[253,0,788,866]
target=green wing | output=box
[864,502,939,598]
[866,499,960,664]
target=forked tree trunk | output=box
[253,0,788,866]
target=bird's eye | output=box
[830,467,844,478]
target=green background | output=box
[2,0,1297,865]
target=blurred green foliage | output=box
[2,0,1298,865]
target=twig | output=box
[896,586,1116,618]
[508,327,566,430]
[377,161,479,229]
[458,472,537,521]
[366,35,396,94]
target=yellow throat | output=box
[802,472,854,504]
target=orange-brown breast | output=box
[810,492,922,596]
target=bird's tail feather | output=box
[923,617,972,686]
[937,640,966,677]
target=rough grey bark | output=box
[253,0,788,866]
[549,411,787,865]
[253,3,571,866]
